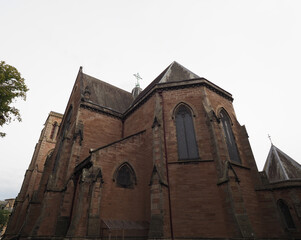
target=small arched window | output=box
[278,199,296,229]
[114,163,136,188]
[175,104,199,160]
[220,109,241,163]
[50,121,58,140]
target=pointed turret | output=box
[132,73,143,99]
[263,144,301,182]
[131,85,142,98]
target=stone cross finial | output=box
[133,73,142,87]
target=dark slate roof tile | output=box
[263,145,301,182]
[131,61,201,106]
[82,73,134,113]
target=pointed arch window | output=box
[114,163,136,189]
[50,121,58,140]
[175,105,199,160]
[278,199,296,229]
[220,109,241,163]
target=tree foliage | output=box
[0,61,29,137]
[0,209,10,232]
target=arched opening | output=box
[219,109,240,163]
[114,163,136,189]
[50,121,58,140]
[175,104,199,160]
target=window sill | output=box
[168,159,214,164]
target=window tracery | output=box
[114,163,136,188]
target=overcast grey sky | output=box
[1,0,301,200]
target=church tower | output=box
[5,111,63,237]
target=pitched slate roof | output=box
[132,61,202,106]
[80,61,231,116]
[158,61,200,83]
[81,73,134,114]
[263,144,301,182]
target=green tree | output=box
[0,61,29,137]
[0,209,10,232]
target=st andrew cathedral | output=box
[4,62,301,240]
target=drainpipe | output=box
[159,91,174,240]
[121,119,125,139]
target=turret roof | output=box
[263,144,301,182]
[131,61,203,106]
[157,61,200,83]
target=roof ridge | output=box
[263,145,273,172]
[272,145,289,180]
[274,145,301,169]
[173,61,200,78]
[264,144,301,182]
[129,63,171,106]
[158,62,174,83]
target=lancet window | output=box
[115,163,136,188]
[220,109,241,163]
[175,104,199,160]
[50,121,58,140]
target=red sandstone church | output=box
[4,62,301,240]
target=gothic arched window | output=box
[50,121,58,140]
[220,109,241,164]
[175,104,199,160]
[114,163,136,188]
[278,199,296,229]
